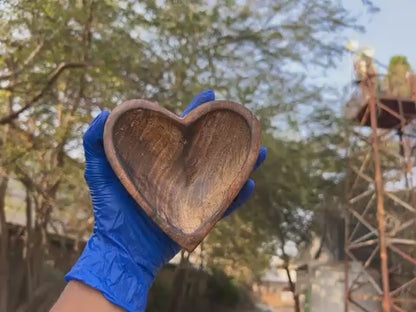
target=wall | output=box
[297,261,381,312]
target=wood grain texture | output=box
[103,100,261,251]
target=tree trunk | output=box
[284,262,300,312]
[169,250,191,312]
[0,176,9,312]
[25,186,33,305]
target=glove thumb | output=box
[83,111,117,186]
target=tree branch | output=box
[0,62,89,125]
[0,41,45,81]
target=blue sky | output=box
[333,0,416,88]
[291,1,416,137]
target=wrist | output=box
[65,234,155,312]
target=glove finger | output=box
[222,147,266,218]
[253,146,268,172]
[83,111,110,160]
[181,90,215,117]
[83,111,120,187]
[223,179,255,218]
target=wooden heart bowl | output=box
[103,100,261,251]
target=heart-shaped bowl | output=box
[103,100,261,251]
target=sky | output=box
[292,0,416,142]
[332,0,416,89]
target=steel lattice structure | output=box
[344,71,416,312]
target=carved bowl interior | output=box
[103,100,261,250]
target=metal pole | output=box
[344,121,352,312]
[408,73,416,102]
[367,75,391,312]
[344,212,350,312]
[407,73,416,206]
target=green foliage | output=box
[386,55,413,98]
[0,1,365,307]
[206,209,273,283]
[206,122,348,281]
[388,56,411,73]
[207,269,242,308]
[147,279,171,312]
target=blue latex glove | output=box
[66,90,267,312]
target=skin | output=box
[51,281,123,312]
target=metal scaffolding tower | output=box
[344,68,416,312]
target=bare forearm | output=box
[51,281,123,312]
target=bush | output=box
[207,269,242,308]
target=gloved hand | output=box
[66,90,267,312]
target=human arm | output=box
[51,281,123,312]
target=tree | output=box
[0,1,368,311]
[206,120,348,311]
[386,56,412,98]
